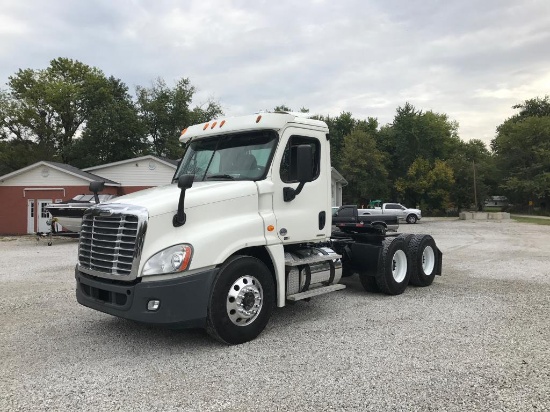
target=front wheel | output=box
[206,256,275,344]
[406,214,418,224]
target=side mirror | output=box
[173,174,194,227]
[296,144,314,183]
[283,145,314,202]
[89,181,105,204]
[178,174,194,190]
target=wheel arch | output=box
[227,245,284,307]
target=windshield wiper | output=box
[205,174,236,180]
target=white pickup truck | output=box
[362,203,422,224]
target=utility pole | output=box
[473,160,478,210]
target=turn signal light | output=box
[267,225,275,232]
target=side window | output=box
[339,207,353,217]
[280,135,321,183]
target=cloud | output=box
[0,0,549,146]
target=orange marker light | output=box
[219,120,226,128]
[267,225,275,232]
[211,121,217,129]
[181,128,187,135]
[256,115,262,123]
[203,123,210,130]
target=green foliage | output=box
[389,103,461,177]
[492,98,550,206]
[396,158,455,213]
[512,216,550,226]
[317,112,357,170]
[6,58,107,162]
[136,78,223,159]
[510,95,550,120]
[340,128,389,205]
[447,139,497,210]
[67,77,149,168]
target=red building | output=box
[0,156,177,235]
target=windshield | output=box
[173,130,278,182]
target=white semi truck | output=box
[75,113,442,344]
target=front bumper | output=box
[76,267,218,328]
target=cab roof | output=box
[179,112,329,142]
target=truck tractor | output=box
[75,113,442,344]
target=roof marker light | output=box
[211,121,217,129]
[203,123,210,130]
[219,120,226,128]
[256,115,262,123]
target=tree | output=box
[491,100,550,207]
[396,158,455,213]
[389,103,461,179]
[447,139,497,211]
[6,58,109,162]
[67,77,148,168]
[340,128,389,205]
[136,78,223,159]
[318,112,357,171]
[510,95,550,120]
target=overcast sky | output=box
[1,0,549,146]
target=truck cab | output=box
[75,113,341,344]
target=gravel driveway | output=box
[1,218,549,411]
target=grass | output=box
[511,216,550,226]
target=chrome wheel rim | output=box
[226,275,263,326]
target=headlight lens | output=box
[142,244,193,276]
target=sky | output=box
[1,0,549,147]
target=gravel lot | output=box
[1,218,549,411]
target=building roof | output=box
[0,161,120,185]
[83,155,178,171]
[331,167,348,185]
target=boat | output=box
[46,193,116,233]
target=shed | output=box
[83,155,177,195]
[0,161,119,235]
[331,168,347,207]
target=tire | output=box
[406,214,418,224]
[206,256,275,344]
[374,237,411,295]
[397,233,414,248]
[409,235,438,287]
[359,271,380,292]
[372,223,387,235]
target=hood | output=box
[107,181,259,217]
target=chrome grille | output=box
[78,204,148,279]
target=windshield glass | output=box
[173,130,278,182]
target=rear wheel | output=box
[406,214,418,224]
[374,238,410,295]
[206,256,275,344]
[409,235,438,286]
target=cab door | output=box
[271,127,330,244]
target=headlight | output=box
[142,244,193,276]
